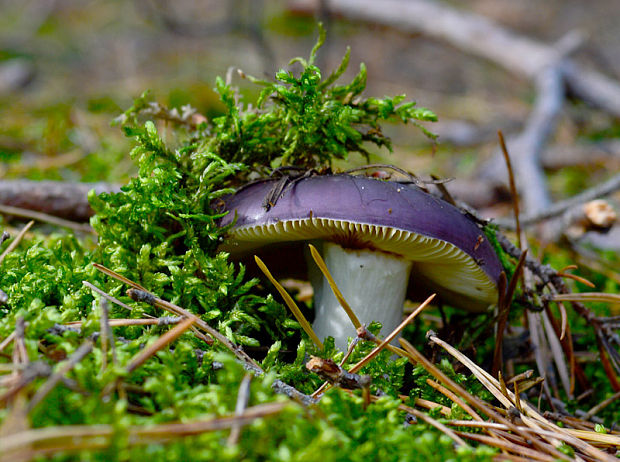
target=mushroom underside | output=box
[224,218,499,349]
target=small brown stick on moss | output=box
[94,263,318,406]
[227,373,252,446]
[65,317,182,328]
[92,263,148,292]
[492,250,527,378]
[0,220,34,265]
[348,293,436,375]
[0,401,289,459]
[82,281,138,314]
[581,390,620,421]
[306,356,371,390]
[0,330,16,353]
[26,340,94,412]
[0,204,93,233]
[125,316,195,374]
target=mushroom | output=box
[218,174,503,351]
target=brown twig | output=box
[227,373,252,446]
[498,130,522,248]
[0,402,289,458]
[492,251,527,377]
[82,281,138,315]
[0,220,34,265]
[582,390,620,421]
[306,356,371,390]
[348,294,435,374]
[65,317,182,328]
[125,317,195,374]
[428,333,617,461]
[0,180,119,222]
[495,173,620,230]
[26,340,94,412]
[0,204,93,233]
[292,0,620,118]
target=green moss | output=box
[2,25,613,460]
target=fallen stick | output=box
[0,180,120,222]
[291,0,620,117]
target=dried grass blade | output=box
[0,402,288,456]
[398,338,556,454]
[498,130,522,248]
[27,340,94,412]
[348,293,435,374]
[92,263,148,292]
[540,310,571,397]
[551,292,620,304]
[126,317,195,373]
[556,272,595,288]
[426,379,483,422]
[409,408,469,447]
[254,255,323,349]
[493,250,527,377]
[0,330,16,353]
[308,244,361,329]
[527,311,554,402]
[455,431,556,462]
[83,281,138,314]
[0,204,93,233]
[0,220,34,265]
[428,334,617,462]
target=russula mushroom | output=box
[218,174,503,351]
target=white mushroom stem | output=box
[309,241,413,351]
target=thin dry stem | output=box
[582,390,620,421]
[551,292,620,304]
[0,204,93,233]
[308,243,362,329]
[428,334,616,462]
[83,281,138,314]
[498,130,522,248]
[0,330,16,353]
[227,373,252,446]
[0,402,288,457]
[126,317,195,374]
[348,293,435,374]
[254,255,323,349]
[92,263,148,292]
[66,317,181,328]
[428,378,484,422]
[26,340,93,412]
[0,220,34,264]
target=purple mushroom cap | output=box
[218,174,503,311]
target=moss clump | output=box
[0,27,505,461]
